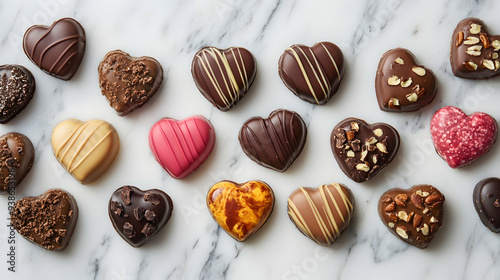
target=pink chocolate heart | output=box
[149,116,216,179]
[430,106,497,168]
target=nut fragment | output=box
[367,137,378,145]
[388,98,400,110]
[388,222,395,228]
[401,78,412,88]
[385,202,396,212]
[410,85,426,98]
[495,61,500,71]
[372,154,378,164]
[406,92,418,102]
[464,61,478,71]
[456,31,464,47]
[395,57,404,65]
[398,210,408,221]
[346,130,356,141]
[425,193,442,205]
[483,59,495,70]
[396,226,409,239]
[394,194,408,207]
[421,223,429,236]
[466,45,482,56]
[412,67,426,76]
[373,128,383,137]
[413,214,422,227]
[387,75,401,86]
[463,36,480,45]
[411,193,424,209]
[388,212,398,222]
[360,148,368,161]
[470,23,482,34]
[493,53,499,59]
[480,33,491,48]
[356,163,370,172]
[493,40,500,51]
[376,142,388,153]
[346,150,355,158]
[430,216,439,223]
[350,122,359,132]
[382,195,392,203]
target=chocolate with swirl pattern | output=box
[239,109,307,172]
[23,18,86,80]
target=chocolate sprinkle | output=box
[134,207,145,221]
[144,210,157,222]
[123,222,136,238]
[141,223,157,238]
[121,185,133,206]
[144,192,161,206]
[110,201,124,216]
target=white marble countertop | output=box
[1,0,500,279]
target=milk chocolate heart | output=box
[239,109,307,172]
[430,106,497,168]
[10,189,78,251]
[278,42,345,105]
[191,46,256,111]
[474,178,500,233]
[51,119,120,184]
[378,185,445,249]
[0,133,34,194]
[375,48,437,112]
[451,18,500,79]
[23,18,85,80]
[109,186,173,247]
[98,50,164,116]
[0,65,35,124]
[287,183,354,246]
[330,118,400,183]
[149,116,215,179]
[207,180,274,241]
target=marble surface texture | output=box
[1,0,500,279]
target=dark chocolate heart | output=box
[0,133,34,194]
[451,18,500,79]
[378,185,445,249]
[11,189,78,251]
[330,118,400,183]
[239,109,307,172]
[278,42,345,105]
[23,18,86,80]
[109,186,173,247]
[375,48,437,112]
[191,46,257,111]
[0,65,35,124]
[474,177,500,233]
[98,50,164,116]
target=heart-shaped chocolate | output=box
[207,180,274,241]
[330,118,400,183]
[288,183,354,246]
[474,178,500,233]
[23,18,85,80]
[10,189,78,251]
[0,133,34,194]
[191,46,256,111]
[98,50,164,116]
[109,186,173,247]
[431,106,497,168]
[149,116,215,179]
[375,48,437,112]
[51,119,120,184]
[0,65,35,124]
[451,18,500,79]
[278,42,345,105]
[378,185,445,249]
[239,109,307,172]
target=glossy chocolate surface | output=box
[378,185,445,249]
[239,109,307,172]
[288,183,354,246]
[375,48,437,112]
[330,117,400,183]
[98,50,163,116]
[23,18,86,80]
[11,189,78,251]
[474,178,500,233]
[451,18,500,79]
[278,42,345,105]
[191,46,256,111]
[0,65,35,123]
[0,133,34,193]
[109,186,173,247]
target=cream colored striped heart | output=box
[51,119,120,184]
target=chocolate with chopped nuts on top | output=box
[330,117,400,183]
[378,185,445,249]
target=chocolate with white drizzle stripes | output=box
[51,119,120,184]
[191,46,257,111]
[278,42,345,105]
[239,109,307,172]
[288,183,354,246]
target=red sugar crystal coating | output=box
[430,106,497,168]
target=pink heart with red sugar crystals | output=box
[430,106,497,168]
